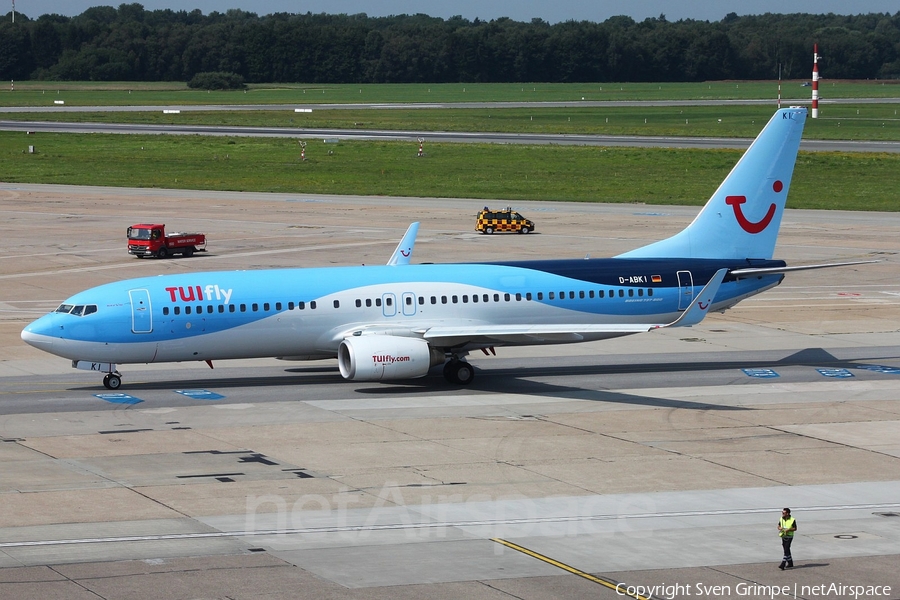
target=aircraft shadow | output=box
[68,347,898,412]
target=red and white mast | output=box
[812,44,820,118]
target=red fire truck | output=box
[127,224,206,258]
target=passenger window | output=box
[431,296,437,304]
[366,299,372,307]
[598,290,604,298]
[504,293,510,301]
[618,290,624,297]
[263,303,270,311]
[418,296,425,305]
[525,293,532,300]
[648,288,654,297]
[569,291,575,299]
[276,302,282,311]
[493,294,500,302]
[163,307,169,315]
[218,305,224,313]
[549,292,555,300]
[334,300,340,308]
[298,301,305,310]
[452,295,458,304]
[386,297,392,307]
[356,299,362,308]
[229,304,236,313]
[472,294,478,303]
[628,289,634,297]
[462,295,468,303]
[441,296,447,304]
[406,296,413,305]
[515,293,522,301]
[174,306,181,315]
[483,294,489,302]
[252,303,259,311]
[638,289,644,297]
[289,302,295,310]
[579,291,585,299]
[185,306,192,315]
[310,301,317,309]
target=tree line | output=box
[1,5,899,83]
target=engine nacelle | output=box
[338,335,444,381]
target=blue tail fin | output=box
[618,107,807,260]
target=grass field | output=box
[2,81,898,210]
[2,131,897,211]
[4,80,900,106]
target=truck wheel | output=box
[183,247,194,258]
[156,247,168,259]
[520,226,530,234]
[485,226,494,235]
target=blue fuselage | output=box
[22,257,784,365]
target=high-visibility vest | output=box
[780,517,795,538]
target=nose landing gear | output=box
[102,372,122,390]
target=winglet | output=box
[386,222,419,266]
[660,268,728,328]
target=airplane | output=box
[21,107,871,390]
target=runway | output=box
[1,184,898,599]
[3,119,899,152]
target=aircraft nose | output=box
[21,317,56,349]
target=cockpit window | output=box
[54,304,97,316]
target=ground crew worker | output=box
[778,507,797,570]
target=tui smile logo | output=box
[725,181,783,234]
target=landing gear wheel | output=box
[485,226,494,235]
[156,247,168,259]
[103,373,122,390]
[443,360,474,385]
[183,247,194,257]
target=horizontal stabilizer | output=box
[730,259,879,278]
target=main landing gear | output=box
[102,372,122,390]
[443,359,474,385]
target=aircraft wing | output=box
[420,268,728,347]
[386,222,420,265]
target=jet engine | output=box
[338,335,445,381]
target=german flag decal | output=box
[651,275,662,283]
